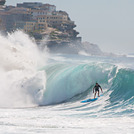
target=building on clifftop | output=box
[0,2,81,44]
[0,0,6,6]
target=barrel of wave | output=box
[41,62,115,105]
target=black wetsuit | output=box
[94,84,101,92]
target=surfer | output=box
[93,83,103,99]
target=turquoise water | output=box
[37,54,134,118]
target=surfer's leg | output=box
[94,92,96,99]
[98,91,100,97]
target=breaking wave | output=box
[0,31,47,107]
[0,31,134,117]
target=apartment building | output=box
[17,2,43,9]
[0,0,6,6]
[0,2,80,41]
[0,7,32,32]
[37,14,67,23]
[40,4,56,12]
[30,9,52,19]
[17,2,56,12]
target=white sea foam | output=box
[0,31,47,107]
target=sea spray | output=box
[0,31,47,107]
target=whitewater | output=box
[0,31,134,134]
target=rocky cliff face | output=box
[81,42,103,55]
[39,39,103,55]
[44,40,120,57]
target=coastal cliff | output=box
[0,2,84,54]
[0,2,115,56]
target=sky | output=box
[6,0,134,54]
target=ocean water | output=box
[0,31,134,134]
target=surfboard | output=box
[81,98,97,103]
[81,94,103,103]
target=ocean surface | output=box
[0,31,134,134]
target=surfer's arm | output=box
[100,87,103,93]
[98,85,103,93]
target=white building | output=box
[41,4,56,12]
[31,10,52,19]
